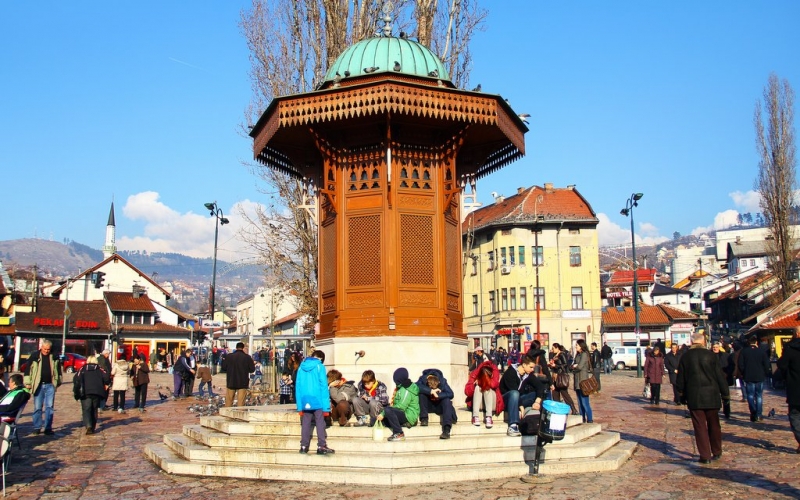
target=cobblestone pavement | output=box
[4,370,799,500]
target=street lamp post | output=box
[205,202,229,352]
[534,194,544,340]
[621,192,644,378]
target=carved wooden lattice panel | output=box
[321,220,336,293]
[445,216,460,294]
[400,214,434,285]
[347,160,382,192]
[348,215,382,287]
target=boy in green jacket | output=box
[377,367,419,441]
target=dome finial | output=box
[380,1,393,37]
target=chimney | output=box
[567,184,575,190]
[544,182,554,193]
[735,236,741,244]
[517,187,525,195]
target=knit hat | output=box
[393,367,409,385]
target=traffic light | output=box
[94,271,106,289]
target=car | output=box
[612,346,648,370]
[18,352,87,373]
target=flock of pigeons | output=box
[151,384,280,417]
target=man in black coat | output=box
[600,342,614,374]
[676,332,729,464]
[416,368,456,439]
[664,343,682,406]
[739,336,772,422]
[222,342,255,407]
[777,326,800,454]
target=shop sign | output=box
[33,317,100,329]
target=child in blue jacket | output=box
[295,350,335,455]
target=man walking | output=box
[23,339,62,435]
[777,326,800,454]
[601,342,614,374]
[222,342,255,407]
[739,336,772,422]
[664,343,682,406]
[676,332,729,464]
[97,349,112,410]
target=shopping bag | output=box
[643,383,651,399]
[372,420,385,442]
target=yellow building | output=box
[462,184,602,352]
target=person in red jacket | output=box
[465,360,504,428]
[644,346,665,405]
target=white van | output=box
[612,346,648,370]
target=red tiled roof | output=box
[104,291,156,312]
[606,269,658,286]
[602,303,671,327]
[464,185,597,233]
[711,271,773,303]
[657,304,698,321]
[15,298,112,334]
[116,323,191,334]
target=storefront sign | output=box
[606,291,632,298]
[33,317,99,329]
[496,327,525,336]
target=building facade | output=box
[462,184,602,352]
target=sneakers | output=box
[43,429,55,435]
[317,445,336,455]
[507,424,521,437]
[440,425,451,440]
[299,445,309,454]
[355,416,368,427]
[32,429,41,436]
[388,432,405,442]
[118,408,126,414]
[485,416,493,429]
[472,416,480,426]
[419,418,429,427]
[401,421,412,429]
[86,428,94,435]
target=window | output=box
[509,247,515,266]
[569,246,582,267]
[489,291,496,313]
[741,260,748,268]
[472,295,479,316]
[569,228,580,234]
[571,287,584,310]
[501,288,508,310]
[750,259,756,266]
[639,284,648,293]
[488,251,495,270]
[510,288,517,310]
[533,287,545,310]
[532,246,543,266]
[518,246,525,266]
[500,247,507,265]
[471,258,477,275]
[519,287,527,310]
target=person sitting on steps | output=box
[416,369,456,439]
[357,370,389,427]
[500,354,546,436]
[377,367,419,442]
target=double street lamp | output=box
[204,202,229,350]
[621,192,644,378]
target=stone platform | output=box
[145,405,636,485]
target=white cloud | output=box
[597,213,667,246]
[690,224,714,236]
[729,190,761,213]
[116,192,259,260]
[692,209,741,236]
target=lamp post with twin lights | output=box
[204,202,229,350]
[621,192,644,378]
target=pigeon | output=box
[364,66,379,73]
[393,61,401,72]
[399,31,407,39]
[518,113,530,124]
[344,70,350,77]
[333,72,342,84]
[472,83,481,92]
[768,408,776,418]
[437,79,444,88]
[156,384,162,389]
[158,391,169,401]
[428,69,439,78]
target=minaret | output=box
[102,202,117,259]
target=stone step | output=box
[165,430,619,466]
[145,438,636,485]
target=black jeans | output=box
[113,390,126,410]
[134,384,148,408]
[419,396,454,427]
[80,396,101,430]
[649,383,661,404]
[183,376,195,397]
[383,407,408,434]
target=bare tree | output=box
[239,0,486,329]
[755,73,797,301]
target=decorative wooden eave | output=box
[250,74,527,181]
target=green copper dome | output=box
[324,36,449,83]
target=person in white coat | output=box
[111,355,130,413]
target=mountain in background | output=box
[0,238,261,282]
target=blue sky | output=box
[2,1,799,261]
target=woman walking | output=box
[549,343,578,415]
[572,339,593,423]
[130,354,150,412]
[644,346,665,405]
[73,355,110,434]
[111,354,130,413]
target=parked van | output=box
[612,346,648,370]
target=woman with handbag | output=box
[644,346,665,405]
[572,339,594,423]
[548,343,578,415]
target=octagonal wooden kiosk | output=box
[249,36,527,386]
